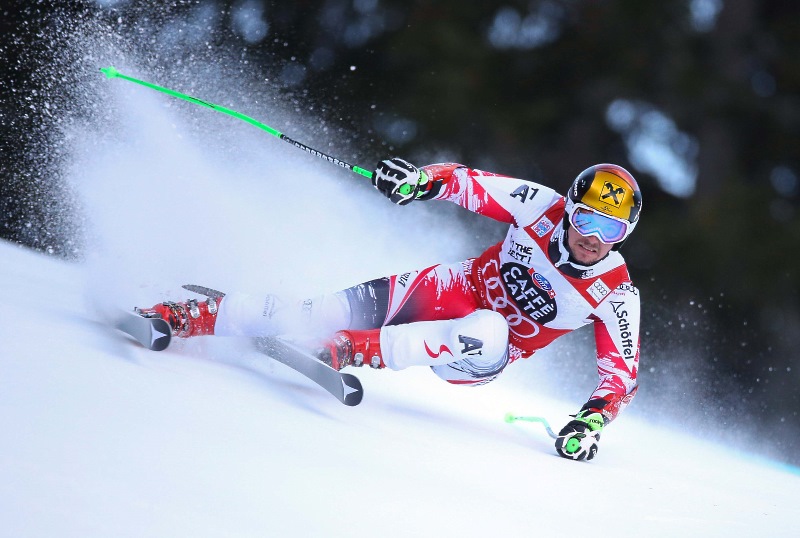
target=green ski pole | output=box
[504,412,558,439]
[100,66,373,179]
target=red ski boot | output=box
[136,296,222,338]
[319,328,385,371]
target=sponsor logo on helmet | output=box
[600,181,626,207]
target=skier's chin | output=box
[573,237,613,264]
[573,245,601,264]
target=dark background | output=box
[2,1,798,461]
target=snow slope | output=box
[2,241,800,537]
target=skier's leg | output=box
[213,291,350,337]
[323,309,510,384]
[210,258,469,337]
[138,290,352,339]
[384,309,510,385]
[141,260,479,339]
[319,261,510,374]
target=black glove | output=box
[554,409,605,461]
[372,158,428,205]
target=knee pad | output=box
[430,310,509,386]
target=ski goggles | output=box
[567,203,631,244]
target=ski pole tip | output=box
[100,66,120,79]
[504,412,517,423]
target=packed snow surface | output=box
[2,242,800,537]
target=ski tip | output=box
[341,373,364,406]
[100,66,120,79]
[149,318,172,351]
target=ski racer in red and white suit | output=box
[142,159,643,461]
[357,158,642,461]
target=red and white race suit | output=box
[215,164,640,422]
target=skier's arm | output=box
[555,284,640,461]
[585,283,640,424]
[420,162,561,225]
[371,158,560,225]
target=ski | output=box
[114,309,172,351]
[254,337,364,407]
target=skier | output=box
[138,158,642,461]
